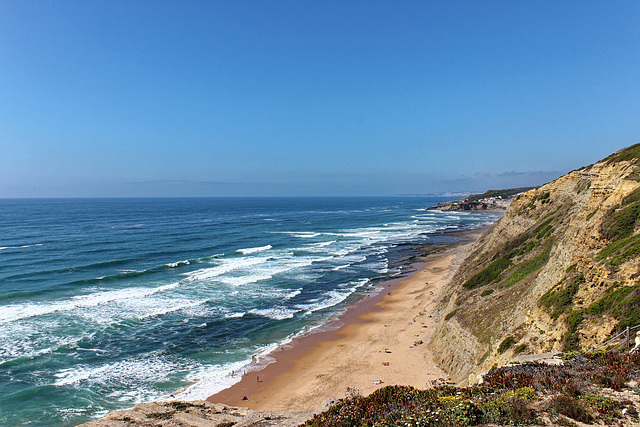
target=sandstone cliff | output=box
[429,143,640,385]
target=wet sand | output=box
[207,228,484,412]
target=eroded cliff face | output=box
[429,144,640,385]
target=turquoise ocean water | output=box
[0,197,498,425]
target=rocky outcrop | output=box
[428,200,509,212]
[79,400,315,427]
[429,143,640,386]
[428,188,535,212]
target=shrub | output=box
[562,310,585,351]
[444,309,458,321]
[600,187,640,241]
[481,289,494,297]
[498,336,515,354]
[579,393,621,418]
[463,256,512,289]
[502,386,536,402]
[503,242,553,287]
[539,275,584,319]
[514,343,527,354]
[304,353,640,427]
[586,283,640,332]
[604,142,640,165]
[545,395,593,423]
[504,397,537,424]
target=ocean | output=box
[0,197,499,426]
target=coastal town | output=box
[427,187,535,212]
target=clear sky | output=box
[1,1,638,197]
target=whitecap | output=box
[166,260,190,268]
[185,257,270,282]
[174,359,251,401]
[224,312,245,318]
[295,279,368,314]
[248,307,298,320]
[0,282,181,324]
[215,256,321,286]
[0,243,44,250]
[279,232,321,238]
[308,240,336,247]
[52,352,188,405]
[236,245,272,255]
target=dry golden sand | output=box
[208,232,481,412]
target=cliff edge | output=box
[429,143,640,385]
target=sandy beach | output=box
[208,228,484,412]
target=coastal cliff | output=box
[430,143,640,385]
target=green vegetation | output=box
[503,241,553,287]
[579,394,622,422]
[538,273,586,350]
[604,142,640,165]
[463,256,512,289]
[597,233,640,266]
[600,187,640,241]
[503,386,536,401]
[480,289,494,297]
[534,192,551,205]
[525,192,553,212]
[444,309,458,321]
[497,336,515,354]
[539,275,584,319]
[543,282,640,351]
[544,395,593,424]
[513,343,527,354]
[466,187,536,202]
[463,214,557,291]
[562,310,585,351]
[585,283,640,331]
[304,353,640,426]
[533,217,555,239]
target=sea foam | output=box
[236,245,273,255]
[0,282,181,324]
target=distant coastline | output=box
[426,187,536,212]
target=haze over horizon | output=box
[1,1,639,197]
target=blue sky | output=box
[1,1,638,197]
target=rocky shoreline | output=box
[79,400,318,427]
[427,198,510,212]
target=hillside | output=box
[429,143,640,385]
